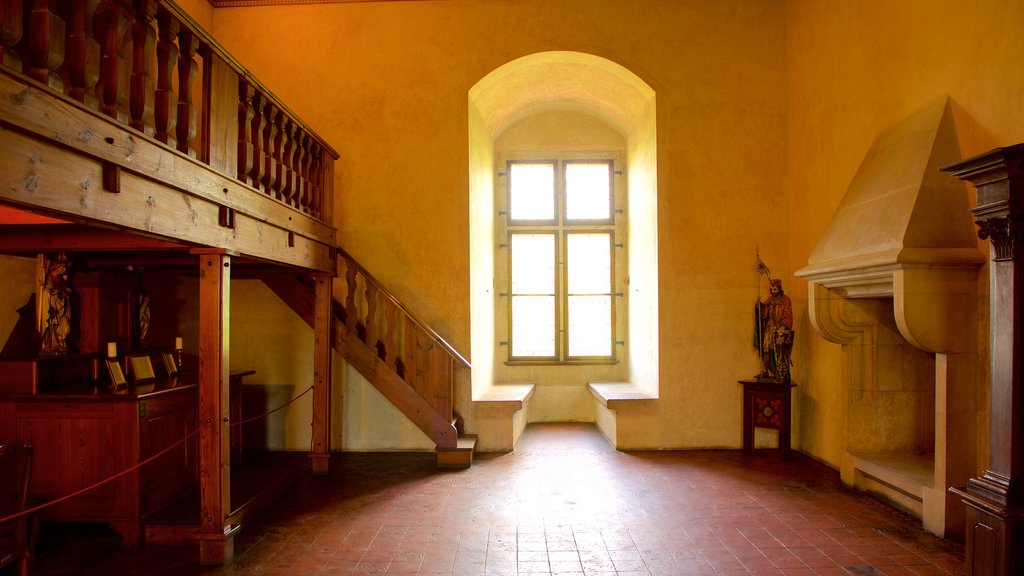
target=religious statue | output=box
[38,253,72,354]
[754,256,794,382]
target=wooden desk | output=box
[738,378,795,455]
[0,380,197,548]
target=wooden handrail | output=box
[0,0,337,223]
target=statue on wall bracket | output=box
[754,253,794,382]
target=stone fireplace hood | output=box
[795,98,984,354]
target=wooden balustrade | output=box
[0,0,334,223]
[336,248,470,424]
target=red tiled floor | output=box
[31,423,963,575]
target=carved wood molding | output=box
[976,216,1015,261]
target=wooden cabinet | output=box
[0,383,197,548]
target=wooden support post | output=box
[194,250,238,565]
[310,274,333,475]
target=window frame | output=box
[502,157,621,365]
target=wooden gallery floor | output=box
[29,423,963,576]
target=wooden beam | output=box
[0,70,336,272]
[195,250,237,565]
[310,274,333,475]
[0,124,334,272]
[0,224,187,251]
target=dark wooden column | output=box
[942,144,1024,576]
[310,274,333,475]
[193,250,238,565]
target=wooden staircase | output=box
[261,248,475,467]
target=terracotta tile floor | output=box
[33,423,964,575]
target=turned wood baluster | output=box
[95,1,128,121]
[65,0,100,108]
[176,27,198,157]
[293,132,308,212]
[364,282,379,349]
[153,10,178,147]
[382,299,400,368]
[288,123,303,208]
[260,101,279,196]
[236,78,255,187]
[128,0,156,135]
[308,142,322,219]
[344,262,358,335]
[0,0,25,72]
[278,117,294,206]
[270,109,286,201]
[28,0,65,91]
[296,133,307,212]
[248,90,265,192]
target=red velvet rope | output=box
[0,384,313,525]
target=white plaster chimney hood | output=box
[796,98,984,354]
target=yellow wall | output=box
[209,0,788,450]
[785,0,1024,468]
[186,0,1024,457]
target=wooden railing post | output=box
[292,130,306,210]
[175,26,198,157]
[236,78,255,187]
[344,263,358,334]
[27,0,64,91]
[96,1,127,122]
[194,250,238,565]
[153,10,178,147]
[65,0,100,108]
[247,89,265,191]
[259,101,277,196]
[310,274,333,475]
[280,118,295,207]
[128,0,155,135]
[364,282,379,351]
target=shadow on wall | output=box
[240,383,297,452]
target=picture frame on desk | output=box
[129,354,156,384]
[105,358,127,390]
[161,351,178,378]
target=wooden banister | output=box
[336,246,470,370]
[0,0,337,224]
[262,248,471,449]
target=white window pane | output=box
[511,234,555,294]
[510,163,555,221]
[565,162,611,220]
[568,295,611,357]
[567,233,611,294]
[512,295,555,357]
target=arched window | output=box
[469,52,658,414]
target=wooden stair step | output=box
[436,435,477,469]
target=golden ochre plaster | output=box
[179,0,1024,461]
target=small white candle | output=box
[107,342,117,358]
[175,336,183,350]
